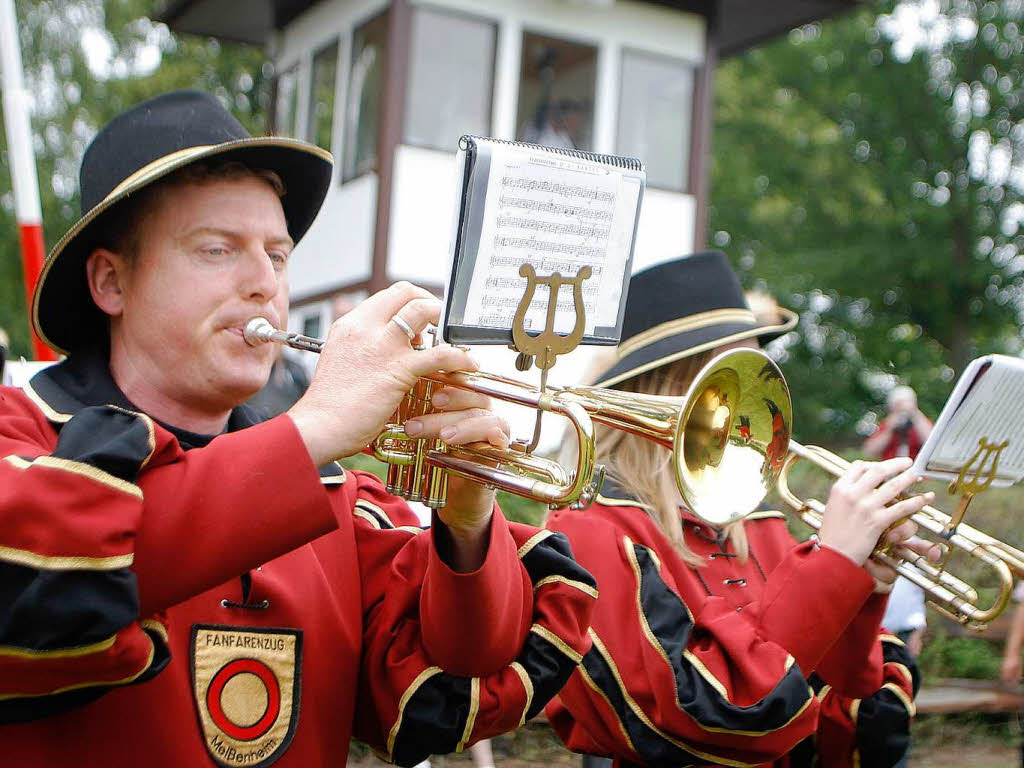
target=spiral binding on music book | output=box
[458,134,645,172]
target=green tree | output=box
[711,0,1024,442]
[0,0,268,357]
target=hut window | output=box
[343,11,388,181]
[273,64,300,137]
[617,50,694,191]
[309,40,339,153]
[404,7,495,150]
[516,32,596,151]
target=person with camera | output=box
[863,385,933,461]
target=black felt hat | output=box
[31,90,333,354]
[594,251,798,388]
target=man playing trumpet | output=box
[0,90,596,767]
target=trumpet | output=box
[244,318,601,509]
[777,444,1020,630]
[566,344,1020,630]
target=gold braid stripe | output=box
[577,661,638,754]
[594,494,651,509]
[615,309,758,360]
[104,405,157,469]
[0,640,155,701]
[587,630,762,768]
[533,575,599,599]
[386,666,443,760]
[355,499,396,529]
[141,618,169,646]
[510,662,534,728]
[0,543,132,572]
[623,538,812,735]
[354,508,382,530]
[22,381,72,423]
[517,530,554,559]
[530,624,583,664]
[456,677,481,753]
[890,662,914,690]
[0,634,116,659]
[882,681,916,717]
[4,455,142,500]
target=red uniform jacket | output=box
[0,355,596,767]
[545,485,918,768]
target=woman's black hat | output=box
[594,251,798,388]
[32,90,333,354]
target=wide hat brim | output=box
[593,306,798,388]
[32,137,333,355]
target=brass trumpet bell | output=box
[556,348,793,527]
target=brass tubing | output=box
[246,318,600,508]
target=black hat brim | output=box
[32,137,333,355]
[594,308,798,388]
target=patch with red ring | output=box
[191,625,301,767]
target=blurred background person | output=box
[863,385,933,461]
[882,577,927,657]
[521,97,587,149]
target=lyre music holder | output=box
[943,436,1009,539]
[510,263,592,453]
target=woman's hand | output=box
[817,457,936,568]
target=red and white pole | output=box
[0,0,55,360]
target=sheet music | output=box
[462,143,641,335]
[915,355,1024,486]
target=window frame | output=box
[307,37,341,154]
[341,8,391,184]
[616,46,698,193]
[400,3,498,153]
[270,61,301,138]
[515,27,600,153]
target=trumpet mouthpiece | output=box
[244,317,275,346]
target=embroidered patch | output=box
[191,625,302,768]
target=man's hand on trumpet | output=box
[288,281,483,465]
[818,457,942,592]
[286,281,510,571]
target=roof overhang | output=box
[159,0,864,54]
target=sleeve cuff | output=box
[420,507,532,675]
[756,541,874,675]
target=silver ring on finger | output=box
[390,314,417,341]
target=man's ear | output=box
[86,248,130,318]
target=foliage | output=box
[0,0,269,356]
[340,452,546,526]
[712,0,1024,442]
[918,628,1004,679]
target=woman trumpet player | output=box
[545,252,939,768]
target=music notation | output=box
[463,141,641,336]
[498,196,614,221]
[495,216,611,238]
[500,176,616,203]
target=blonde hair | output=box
[593,352,750,567]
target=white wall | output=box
[289,172,378,300]
[387,145,460,286]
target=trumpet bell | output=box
[674,349,793,527]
